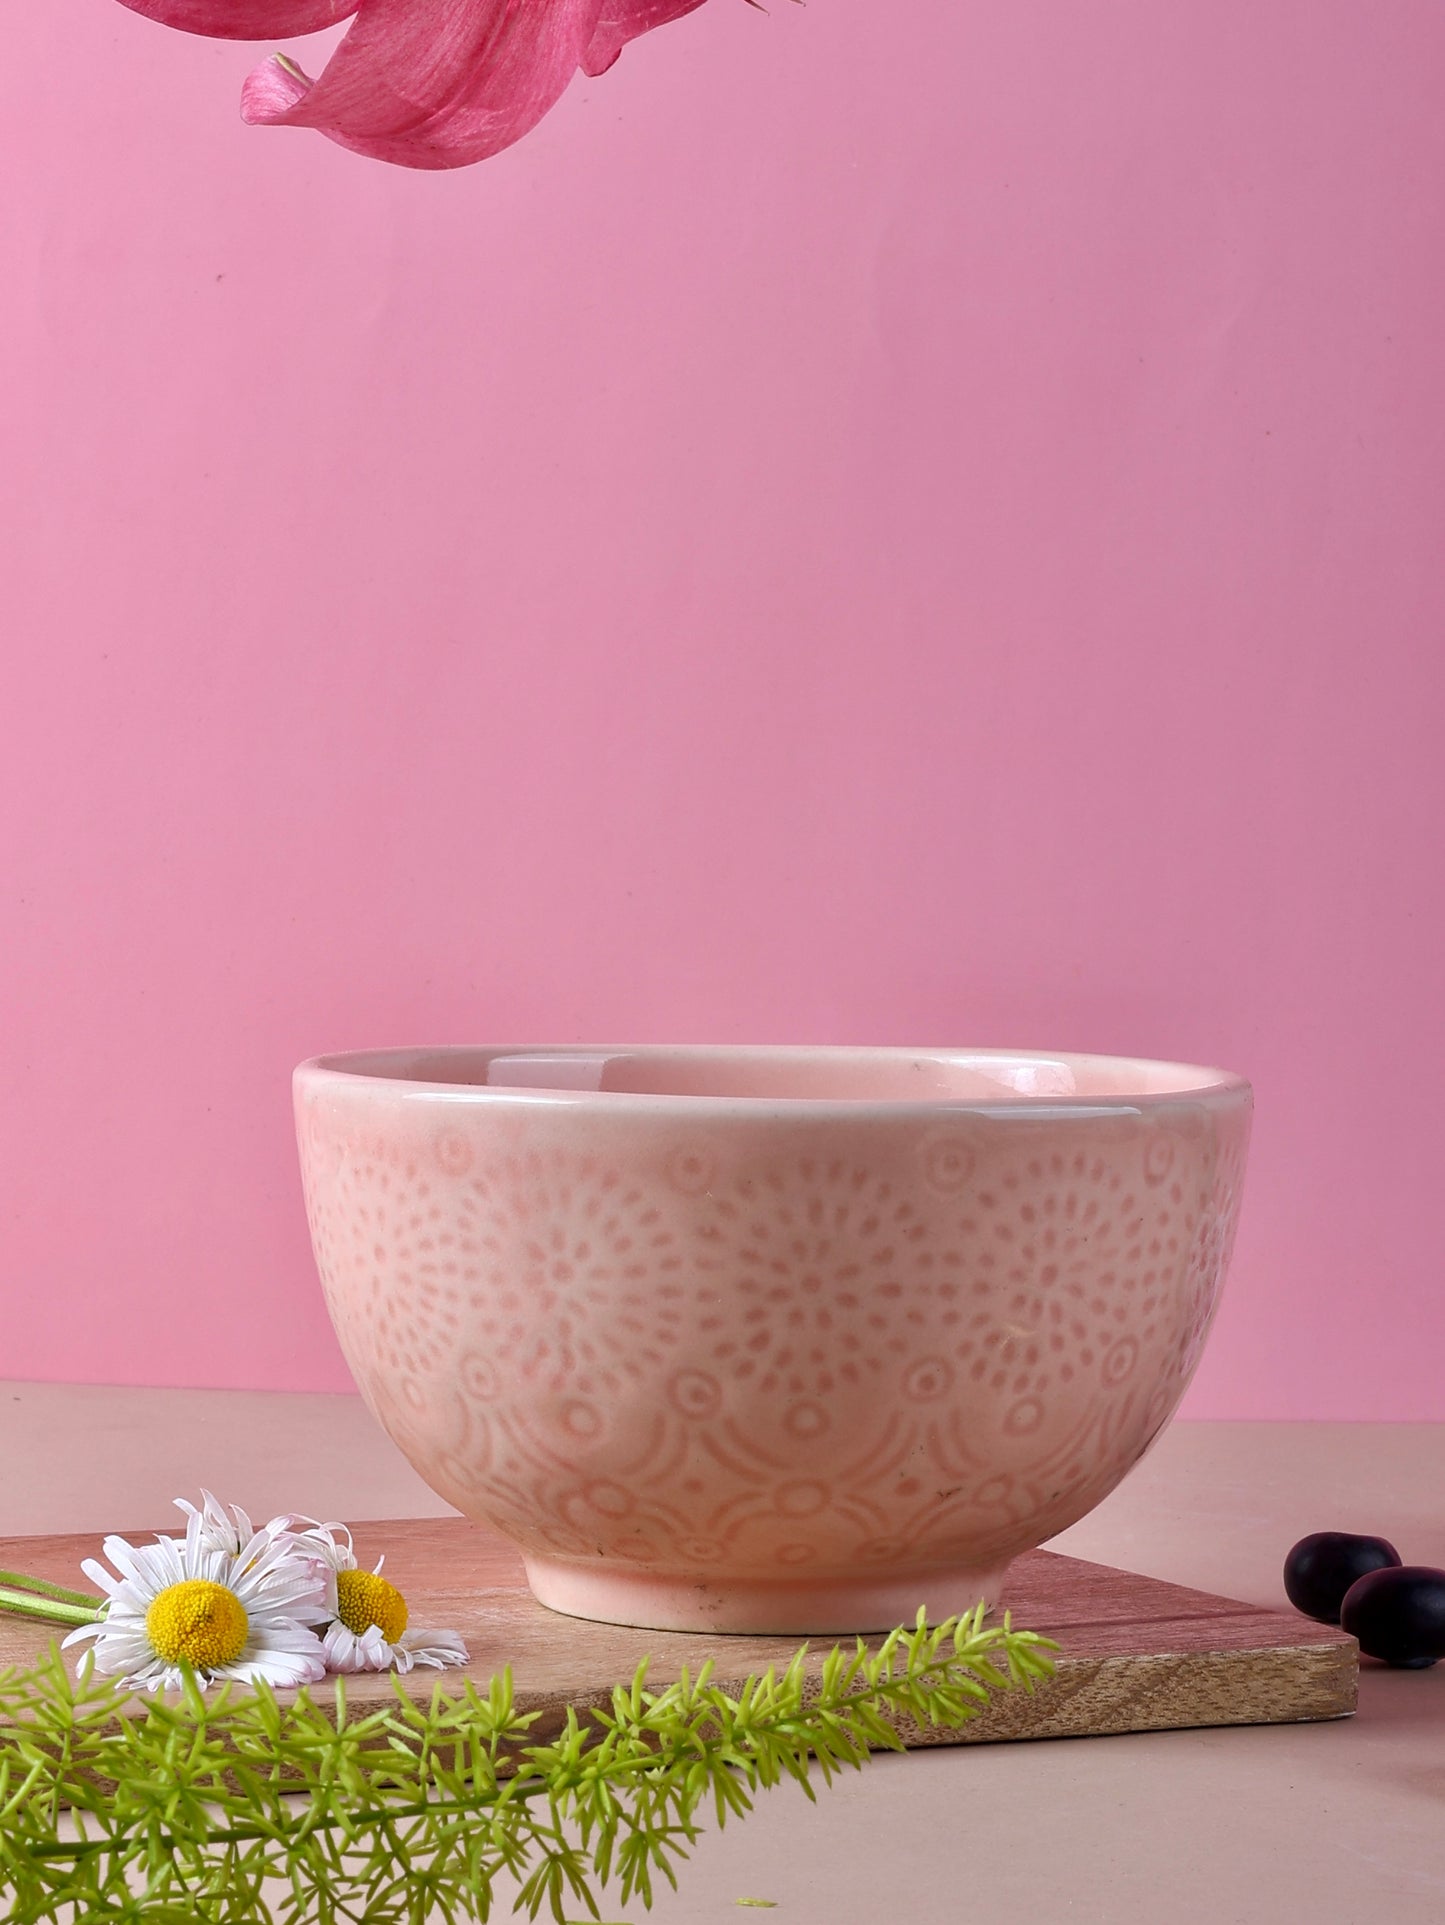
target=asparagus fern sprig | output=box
[0,1605,1054,1924]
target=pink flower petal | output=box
[118,0,357,38]
[241,0,609,171]
[581,0,708,79]
[241,51,314,122]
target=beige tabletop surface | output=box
[3,1382,1444,1924]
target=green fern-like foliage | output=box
[0,1607,1054,1924]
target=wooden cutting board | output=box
[0,1517,1356,1745]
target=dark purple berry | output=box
[1341,1566,1445,1668]
[1283,1532,1401,1624]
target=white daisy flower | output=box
[62,1504,331,1693]
[289,1519,469,1675]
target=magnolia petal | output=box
[581,0,709,78]
[242,52,313,122]
[241,0,608,172]
[118,0,357,37]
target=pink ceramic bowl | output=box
[295,1046,1250,1633]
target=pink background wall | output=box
[3,1,1442,1415]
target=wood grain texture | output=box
[0,1517,1356,1745]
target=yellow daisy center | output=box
[145,1579,249,1669]
[335,1568,409,1643]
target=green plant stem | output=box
[0,1569,102,1610]
[0,1585,100,1628]
[0,1611,1057,1925]
[9,1629,1041,1865]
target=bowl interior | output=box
[307,1045,1240,1105]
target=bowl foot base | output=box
[522,1554,1014,1635]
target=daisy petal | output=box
[175,1491,261,1562]
[97,1634,157,1669]
[117,0,357,37]
[285,1518,355,1571]
[399,1628,470,1671]
[258,1565,334,1622]
[581,0,708,78]
[95,1534,158,1590]
[77,1557,123,1599]
[321,1621,384,1672]
[149,1536,187,1590]
[240,0,607,171]
[222,1645,327,1688]
[250,1617,333,1659]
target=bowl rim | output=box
[294,1044,1251,1114]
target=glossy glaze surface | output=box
[295,1047,1251,1630]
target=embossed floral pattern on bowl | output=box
[295,1047,1251,1633]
